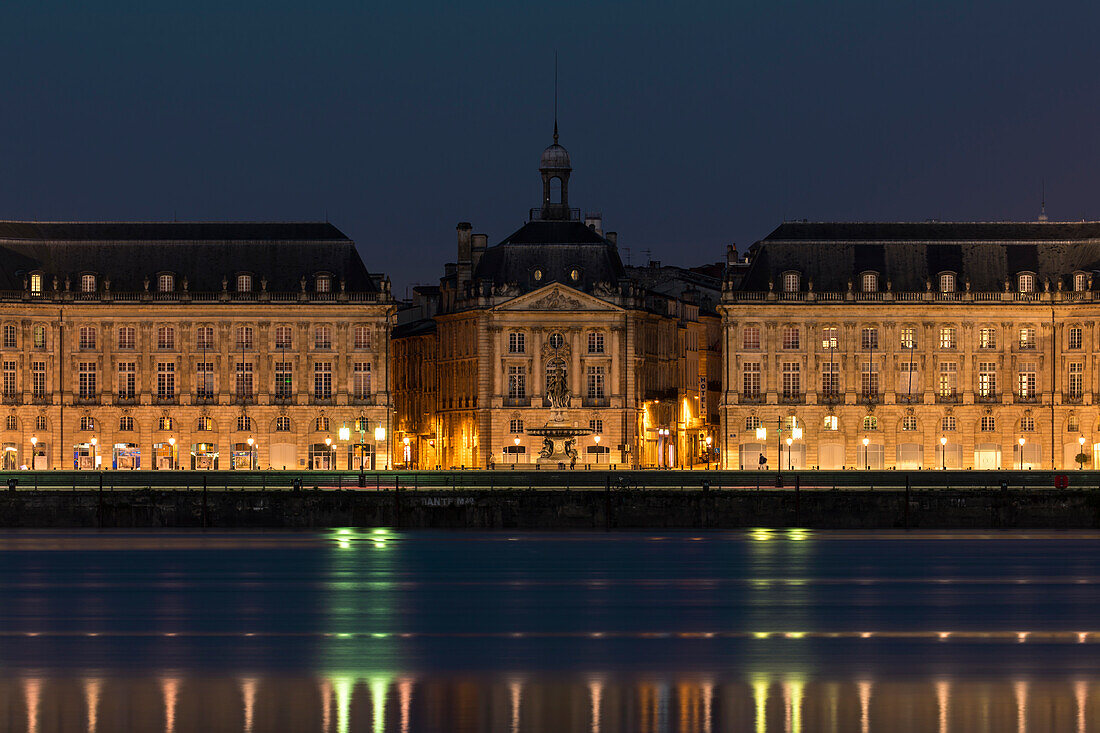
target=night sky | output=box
[2,1,1098,293]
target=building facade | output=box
[0,221,395,470]
[393,133,720,469]
[720,221,1100,471]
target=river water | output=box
[0,529,1097,732]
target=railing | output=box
[503,397,530,407]
[349,395,375,406]
[1014,393,1040,404]
[935,392,960,404]
[529,207,581,221]
[582,397,610,407]
[739,393,765,404]
[975,393,999,403]
[154,396,178,405]
[114,395,138,406]
[0,289,388,304]
[779,393,804,404]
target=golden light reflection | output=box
[1014,679,1028,733]
[23,678,40,733]
[333,675,354,733]
[241,677,257,733]
[858,680,872,733]
[589,678,603,733]
[84,678,101,733]
[320,678,332,733]
[935,679,949,733]
[783,679,805,733]
[752,677,769,733]
[161,677,179,733]
[1075,680,1087,733]
[509,678,523,733]
[398,677,413,733]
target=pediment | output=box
[492,283,622,312]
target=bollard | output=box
[6,477,16,493]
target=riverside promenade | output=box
[0,469,1098,529]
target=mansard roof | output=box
[473,220,626,290]
[741,221,1100,292]
[0,220,380,292]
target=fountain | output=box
[524,354,591,468]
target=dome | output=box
[540,143,571,170]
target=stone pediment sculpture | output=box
[530,290,584,310]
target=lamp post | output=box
[169,436,177,470]
[940,436,947,470]
[325,436,332,471]
[785,436,793,471]
[755,425,767,469]
[403,436,411,468]
[1079,436,1086,469]
[513,436,520,465]
[246,436,254,470]
[862,436,870,470]
[30,436,37,470]
[90,436,98,471]
[1018,437,1026,470]
[594,434,601,465]
[705,435,713,469]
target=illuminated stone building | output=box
[0,221,394,470]
[720,221,1100,470]
[393,132,719,469]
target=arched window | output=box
[861,272,879,293]
[862,415,878,431]
[549,177,563,204]
[81,274,96,293]
[237,274,252,292]
[275,416,291,432]
[119,416,134,431]
[1017,272,1035,293]
[1021,416,1035,432]
[158,417,173,431]
[196,416,213,431]
[823,415,838,431]
[942,415,956,432]
[79,416,94,431]
[939,272,956,293]
[980,416,996,432]
[1075,272,1088,292]
[1068,415,1080,433]
[745,416,762,431]
[315,416,329,432]
[782,272,800,293]
[158,273,175,293]
[901,416,918,431]
[315,275,331,293]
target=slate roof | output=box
[473,220,626,291]
[0,220,379,292]
[740,221,1100,292]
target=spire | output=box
[1039,179,1048,222]
[553,51,559,145]
[553,120,558,145]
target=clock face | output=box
[549,332,564,349]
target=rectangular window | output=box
[32,361,46,398]
[354,326,371,349]
[979,328,997,349]
[236,327,253,349]
[273,362,292,399]
[938,362,958,397]
[861,362,879,398]
[900,327,917,349]
[587,365,606,399]
[898,361,919,395]
[79,326,97,350]
[314,362,332,399]
[587,332,605,354]
[117,327,135,350]
[508,365,526,399]
[236,362,254,399]
[939,327,956,349]
[861,327,878,350]
[156,362,175,400]
[78,363,96,400]
[196,362,214,400]
[978,362,997,398]
[509,419,524,434]
[1069,327,1083,350]
[2,326,15,349]
[820,327,838,350]
[743,362,761,397]
[196,327,214,350]
[782,362,800,398]
[981,416,995,432]
[782,328,800,350]
[743,326,761,350]
[2,361,14,396]
[589,419,604,434]
[274,326,293,349]
[353,362,372,399]
[821,361,839,397]
[314,326,332,349]
[1018,363,1037,398]
[157,326,175,350]
[1069,362,1084,399]
[117,362,136,400]
[508,332,526,354]
[33,326,46,349]
[1019,328,1036,350]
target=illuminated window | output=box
[119,416,133,431]
[1018,273,1035,292]
[29,273,42,295]
[782,272,800,292]
[315,416,329,432]
[823,415,838,431]
[978,327,997,349]
[1019,328,1036,350]
[901,416,918,431]
[861,272,878,292]
[196,416,213,432]
[1075,272,1088,292]
[158,273,175,292]
[939,327,956,349]
[862,416,878,431]
[939,272,955,293]
[33,325,46,349]
[1068,415,1080,432]
[315,275,331,293]
[938,362,958,397]
[820,327,838,349]
[81,274,96,293]
[978,363,997,398]
[158,417,173,431]
[900,327,917,349]
[237,274,252,292]
[1069,327,1083,349]
[79,416,94,431]
[861,362,879,398]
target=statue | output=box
[564,438,578,467]
[545,358,570,411]
[538,436,554,459]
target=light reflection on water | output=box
[0,529,1097,731]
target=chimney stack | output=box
[585,212,603,235]
[471,233,488,273]
[606,231,618,246]
[456,222,473,288]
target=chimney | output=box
[585,212,603,235]
[456,222,473,287]
[471,233,488,273]
[606,231,618,246]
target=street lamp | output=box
[325,436,333,470]
[1079,436,1086,469]
[30,436,37,471]
[940,436,947,470]
[513,436,520,465]
[246,436,254,470]
[403,436,411,468]
[169,436,177,470]
[861,436,870,470]
[90,436,98,470]
[374,425,386,471]
[705,435,713,469]
[1018,436,1026,470]
[785,436,793,471]
[594,434,601,465]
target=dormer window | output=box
[1018,272,1035,293]
[782,271,800,293]
[1074,272,1088,292]
[237,274,252,292]
[861,272,878,293]
[939,272,956,293]
[315,275,331,293]
[158,273,175,293]
[80,274,96,293]
[29,273,42,296]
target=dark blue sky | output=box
[2,1,1099,292]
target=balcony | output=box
[1014,393,1040,404]
[503,397,530,407]
[271,394,294,405]
[895,393,921,404]
[779,392,804,405]
[114,395,138,406]
[1,394,21,405]
[312,396,335,406]
[819,390,843,405]
[740,393,765,404]
[975,392,999,404]
[73,396,99,406]
[31,394,51,405]
[859,393,882,405]
[582,397,610,408]
[232,394,257,406]
[350,395,375,406]
[935,392,960,404]
[1063,393,1085,405]
[154,395,178,406]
